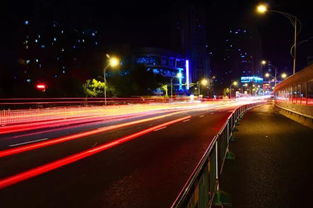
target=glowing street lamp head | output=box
[261,60,267,65]
[109,57,120,68]
[281,73,287,79]
[265,72,270,78]
[232,81,238,86]
[201,78,208,86]
[256,3,268,14]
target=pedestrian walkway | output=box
[220,104,313,208]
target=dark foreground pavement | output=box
[220,104,313,208]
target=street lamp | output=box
[198,78,209,96]
[104,55,120,105]
[170,72,183,98]
[256,3,301,75]
[261,60,278,87]
[281,73,288,79]
[261,60,267,65]
[229,81,238,99]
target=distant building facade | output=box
[171,1,211,86]
[18,20,101,93]
[132,47,189,92]
[216,27,262,88]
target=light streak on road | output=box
[0,109,178,135]
[0,111,186,158]
[0,116,191,189]
[0,100,232,127]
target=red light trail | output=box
[0,116,191,189]
[0,111,185,158]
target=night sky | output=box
[1,0,313,74]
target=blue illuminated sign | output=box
[241,76,263,83]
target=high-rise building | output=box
[171,1,211,87]
[17,20,101,95]
[216,26,262,88]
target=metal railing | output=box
[171,102,264,208]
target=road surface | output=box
[0,101,258,208]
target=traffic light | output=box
[35,83,47,92]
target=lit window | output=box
[61,30,64,34]
[73,45,76,49]
[38,35,41,38]
[35,59,39,62]
[26,79,31,83]
[53,37,57,41]
[24,20,29,25]
[95,41,98,45]
[41,45,46,48]
[26,60,30,64]
[61,48,64,52]
[35,39,38,43]
[62,70,66,74]
[92,32,96,36]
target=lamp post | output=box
[262,60,280,87]
[256,3,301,75]
[197,78,209,97]
[104,55,120,105]
[229,81,238,99]
[170,72,183,98]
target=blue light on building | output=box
[133,48,190,92]
[185,60,190,90]
[241,76,263,83]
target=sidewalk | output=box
[220,104,313,207]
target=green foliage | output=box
[108,64,167,97]
[161,84,168,97]
[82,79,105,97]
[223,88,230,96]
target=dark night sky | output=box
[1,0,313,74]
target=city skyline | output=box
[1,0,312,97]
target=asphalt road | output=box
[0,105,237,208]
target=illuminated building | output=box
[171,1,211,83]
[133,47,189,92]
[216,27,262,88]
[18,20,101,91]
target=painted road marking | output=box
[199,115,205,118]
[9,138,49,147]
